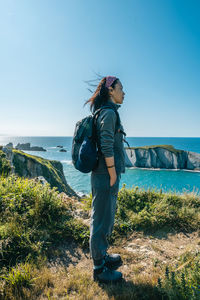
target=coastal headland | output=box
[125,145,200,171]
[0,144,199,299]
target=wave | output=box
[76,191,90,197]
[128,167,162,171]
[61,160,73,165]
[48,147,58,149]
[183,169,200,173]
[127,167,200,173]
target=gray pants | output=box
[89,172,121,261]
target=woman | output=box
[85,76,126,284]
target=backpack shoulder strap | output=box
[92,105,120,134]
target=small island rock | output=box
[5,142,13,149]
[59,149,67,152]
[15,143,46,152]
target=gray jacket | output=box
[92,100,126,175]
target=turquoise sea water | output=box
[0,136,200,196]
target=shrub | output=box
[0,175,88,269]
[0,151,11,176]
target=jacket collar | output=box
[106,99,121,111]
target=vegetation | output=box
[0,175,89,298]
[0,175,88,266]
[0,173,199,299]
[82,184,200,236]
[0,150,11,176]
[81,185,200,299]
[116,184,199,234]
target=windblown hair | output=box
[84,76,119,113]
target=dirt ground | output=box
[47,228,200,282]
[42,193,200,299]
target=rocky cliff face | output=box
[1,147,78,198]
[125,145,200,171]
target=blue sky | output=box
[0,0,199,137]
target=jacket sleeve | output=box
[98,109,117,157]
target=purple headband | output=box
[105,76,117,88]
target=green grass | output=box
[81,184,200,238]
[116,184,199,234]
[0,150,11,176]
[157,252,200,299]
[0,174,89,298]
[0,175,88,270]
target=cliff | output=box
[125,144,200,171]
[0,147,78,198]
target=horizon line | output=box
[1,135,200,138]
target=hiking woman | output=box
[85,76,126,283]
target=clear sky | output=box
[0,0,199,137]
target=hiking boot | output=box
[93,265,122,284]
[104,253,123,270]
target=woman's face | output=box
[109,80,125,104]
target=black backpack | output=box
[71,105,120,173]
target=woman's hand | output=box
[110,173,117,187]
[105,156,117,186]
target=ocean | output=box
[0,136,200,196]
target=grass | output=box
[156,252,200,299]
[0,150,11,176]
[0,175,200,299]
[0,175,89,268]
[81,184,200,239]
[116,184,199,233]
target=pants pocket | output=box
[110,175,120,196]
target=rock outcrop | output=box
[16,143,46,151]
[125,145,200,171]
[5,142,13,149]
[1,147,78,198]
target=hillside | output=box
[0,177,199,300]
[0,147,78,198]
